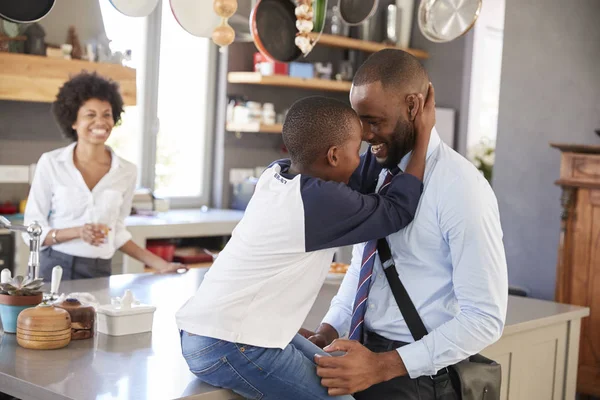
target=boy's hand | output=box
[414,83,436,149]
[299,324,339,348]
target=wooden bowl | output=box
[17,303,71,350]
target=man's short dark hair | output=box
[353,49,429,95]
[282,96,358,166]
[52,71,124,141]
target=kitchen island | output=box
[13,209,245,276]
[0,269,589,400]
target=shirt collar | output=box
[398,127,441,172]
[57,142,121,170]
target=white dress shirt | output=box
[322,129,508,378]
[23,143,137,259]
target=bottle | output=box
[246,102,263,124]
[262,103,276,125]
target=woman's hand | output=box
[157,262,189,274]
[80,223,110,246]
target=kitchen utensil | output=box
[357,13,382,42]
[0,0,55,23]
[327,5,349,36]
[338,0,378,25]
[47,265,62,301]
[55,298,95,340]
[384,4,400,44]
[17,302,71,349]
[251,0,301,62]
[109,0,159,17]
[96,290,156,336]
[395,0,414,48]
[418,0,482,43]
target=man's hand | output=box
[315,339,408,396]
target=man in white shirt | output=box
[306,50,508,399]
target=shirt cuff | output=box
[321,309,351,338]
[114,227,132,249]
[397,169,425,189]
[396,339,434,379]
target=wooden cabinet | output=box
[551,143,600,397]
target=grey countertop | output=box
[0,269,589,400]
[124,209,244,228]
[1,208,245,229]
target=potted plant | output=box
[0,275,44,333]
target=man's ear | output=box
[406,94,422,121]
[326,146,339,167]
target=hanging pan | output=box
[109,0,160,17]
[170,0,222,38]
[251,0,301,63]
[0,0,55,23]
[418,0,482,43]
[337,0,378,25]
[251,0,328,63]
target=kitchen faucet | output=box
[0,216,42,280]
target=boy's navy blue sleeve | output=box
[348,149,382,194]
[301,173,423,252]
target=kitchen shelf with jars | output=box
[214,0,429,209]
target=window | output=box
[99,0,216,205]
[99,1,145,179]
[154,0,213,200]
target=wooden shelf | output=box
[228,72,351,93]
[309,33,429,59]
[0,53,137,105]
[226,122,283,134]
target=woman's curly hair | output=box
[51,71,124,141]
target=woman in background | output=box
[24,72,187,280]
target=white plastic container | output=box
[96,290,156,336]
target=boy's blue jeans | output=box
[180,331,355,400]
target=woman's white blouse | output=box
[23,143,137,259]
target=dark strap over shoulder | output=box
[377,238,428,341]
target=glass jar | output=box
[262,103,276,125]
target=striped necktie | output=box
[348,167,400,342]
